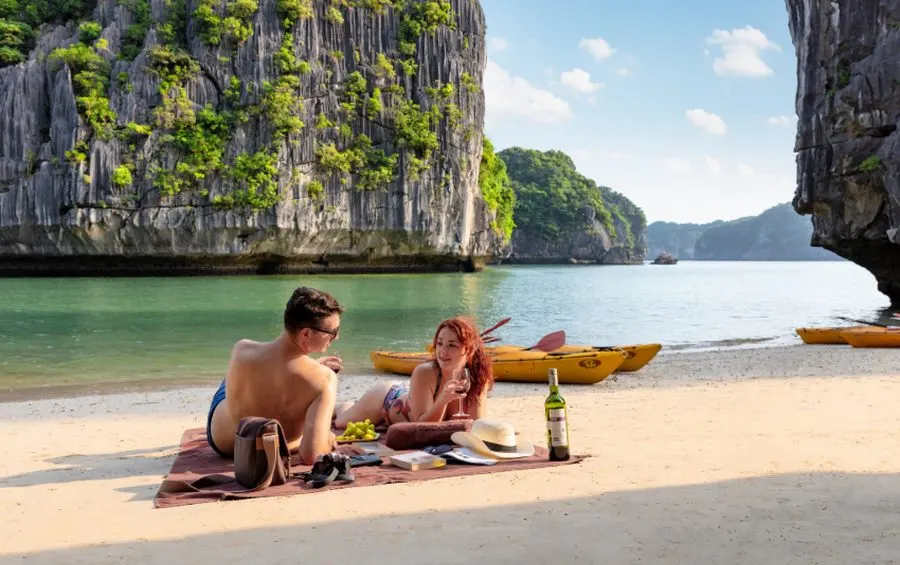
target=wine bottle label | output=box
[547,408,568,447]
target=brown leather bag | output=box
[157,416,292,496]
[233,417,292,489]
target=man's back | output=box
[226,339,334,451]
[205,286,344,465]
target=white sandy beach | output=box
[2,344,899,564]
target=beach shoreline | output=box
[2,344,899,563]
[0,340,895,404]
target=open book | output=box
[441,447,498,466]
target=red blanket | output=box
[154,428,586,508]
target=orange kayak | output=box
[838,327,900,348]
[795,326,866,345]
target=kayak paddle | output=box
[836,316,889,328]
[480,317,511,337]
[526,330,566,352]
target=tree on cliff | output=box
[478,137,516,242]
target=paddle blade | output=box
[836,316,888,328]
[480,317,512,337]
[528,330,566,352]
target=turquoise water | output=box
[0,261,891,395]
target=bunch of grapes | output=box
[337,419,377,441]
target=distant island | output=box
[494,147,647,265]
[648,203,842,261]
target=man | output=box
[206,286,345,465]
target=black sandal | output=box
[299,453,355,488]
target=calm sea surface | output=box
[0,261,892,396]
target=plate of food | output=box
[336,419,380,443]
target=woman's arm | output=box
[466,385,490,419]
[408,364,463,422]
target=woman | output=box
[334,317,494,427]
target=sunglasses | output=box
[309,326,340,339]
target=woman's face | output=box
[434,326,467,374]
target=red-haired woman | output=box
[334,317,494,427]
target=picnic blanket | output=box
[153,427,586,508]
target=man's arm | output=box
[297,369,338,465]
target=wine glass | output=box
[450,368,471,419]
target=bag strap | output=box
[158,427,286,497]
[254,432,280,490]
[157,473,235,494]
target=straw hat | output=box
[450,419,534,459]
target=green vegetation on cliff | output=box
[478,137,515,242]
[8,0,475,214]
[497,147,645,253]
[0,0,92,65]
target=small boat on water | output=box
[838,327,900,348]
[370,349,628,385]
[795,326,866,345]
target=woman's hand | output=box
[436,374,467,406]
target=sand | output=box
[2,344,899,564]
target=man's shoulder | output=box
[288,357,337,391]
[230,338,265,360]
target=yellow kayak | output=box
[795,326,865,345]
[427,342,661,372]
[541,343,661,372]
[838,327,900,348]
[370,349,627,385]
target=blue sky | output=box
[479,0,799,224]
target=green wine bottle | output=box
[545,368,570,461]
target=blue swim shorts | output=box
[206,379,230,459]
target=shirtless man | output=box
[206,286,345,465]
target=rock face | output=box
[786,0,900,302]
[651,251,677,265]
[0,0,502,274]
[495,147,647,265]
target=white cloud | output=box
[560,68,604,94]
[483,60,573,125]
[686,109,727,136]
[706,26,781,78]
[579,37,615,61]
[767,115,797,127]
[662,157,693,176]
[489,37,509,51]
[615,68,631,76]
[705,156,722,175]
[738,164,755,176]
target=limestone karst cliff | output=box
[0,0,505,274]
[786,0,900,303]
